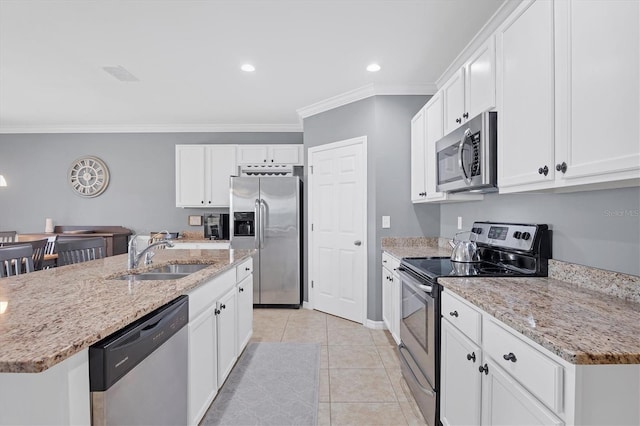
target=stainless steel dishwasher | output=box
[89,295,189,426]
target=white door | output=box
[309,137,367,323]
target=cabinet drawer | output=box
[441,291,482,343]
[187,268,236,320]
[236,258,253,282]
[483,317,563,413]
[382,252,401,274]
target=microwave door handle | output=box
[457,128,473,185]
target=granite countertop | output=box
[440,276,640,365]
[0,248,253,373]
[381,237,452,259]
[173,239,230,243]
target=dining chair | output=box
[42,235,59,268]
[0,244,34,277]
[0,231,17,243]
[0,239,47,271]
[56,237,106,266]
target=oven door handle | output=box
[398,343,435,397]
[397,268,433,295]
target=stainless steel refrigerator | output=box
[230,176,301,307]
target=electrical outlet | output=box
[457,216,463,230]
[382,216,391,229]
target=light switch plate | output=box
[382,216,391,229]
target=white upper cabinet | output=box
[176,145,237,208]
[496,0,555,191]
[442,37,496,136]
[237,144,303,165]
[410,106,428,202]
[498,0,640,193]
[554,0,640,185]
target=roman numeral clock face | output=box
[68,156,110,197]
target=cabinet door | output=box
[497,0,556,190]
[188,307,217,425]
[269,145,302,165]
[237,145,268,164]
[555,0,640,183]
[441,320,481,426]
[381,267,393,332]
[442,68,465,135]
[390,271,401,344]
[216,287,238,388]
[410,106,428,202]
[236,275,253,354]
[176,145,206,207]
[481,357,563,426]
[424,92,445,200]
[207,145,237,207]
[465,36,496,120]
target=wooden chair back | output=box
[0,244,34,277]
[0,239,47,271]
[0,231,17,243]
[56,237,106,266]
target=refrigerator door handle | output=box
[254,199,260,249]
[259,199,266,249]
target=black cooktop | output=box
[401,257,524,281]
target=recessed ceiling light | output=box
[367,63,381,72]
[241,64,256,72]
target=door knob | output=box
[354,240,362,246]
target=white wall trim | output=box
[308,136,368,326]
[297,83,436,120]
[365,320,386,330]
[302,301,313,310]
[0,123,302,134]
[435,0,524,88]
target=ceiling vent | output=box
[102,65,140,82]
[240,164,293,177]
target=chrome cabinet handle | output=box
[479,364,489,375]
[354,240,362,246]
[449,310,459,317]
[467,352,476,362]
[503,352,517,362]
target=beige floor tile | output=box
[398,400,428,426]
[319,368,330,402]
[317,402,331,426]
[328,327,375,346]
[329,369,397,403]
[282,324,328,344]
[385,368,408,402]
[370,329,396,347]
[328,345,384,369]
[331,402,407,426]
[377,346,402,369]
[320,345,329,369]
[287,310,328,328]
[326,314,363,330]
[253,308,292,321]
[249,325,285,342]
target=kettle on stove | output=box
[449,230,481,263]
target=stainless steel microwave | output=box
[436,111,497,193]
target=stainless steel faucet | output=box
[127,231,175,270]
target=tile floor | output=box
[249,308,428,425]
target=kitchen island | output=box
[0,248,253,425]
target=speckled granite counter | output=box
[440,275,640,365]
[381,237,452,259]
[0,248,253,373]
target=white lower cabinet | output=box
[188,308,218,424]
[216,286,238,388]
[186,257,254,425]
[381,252,401,344]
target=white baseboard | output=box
[365,319,386,330]
[302,301,313,310]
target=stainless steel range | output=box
[397,221,551,426]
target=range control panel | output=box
[471,222,542,252]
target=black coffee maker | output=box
[204,213,229,240]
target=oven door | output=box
[398,268,438,425]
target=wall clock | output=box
[68,156,110,197]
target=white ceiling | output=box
[0,0,505,133]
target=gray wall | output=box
[441,188,640,276]
[0,132,302,235]
[303,95,440,321]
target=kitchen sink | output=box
[115,272,189,281]
[146,263,212,274]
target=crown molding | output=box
[435,0,524,88]
[0,123,303,134]
[296,83,437,120]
